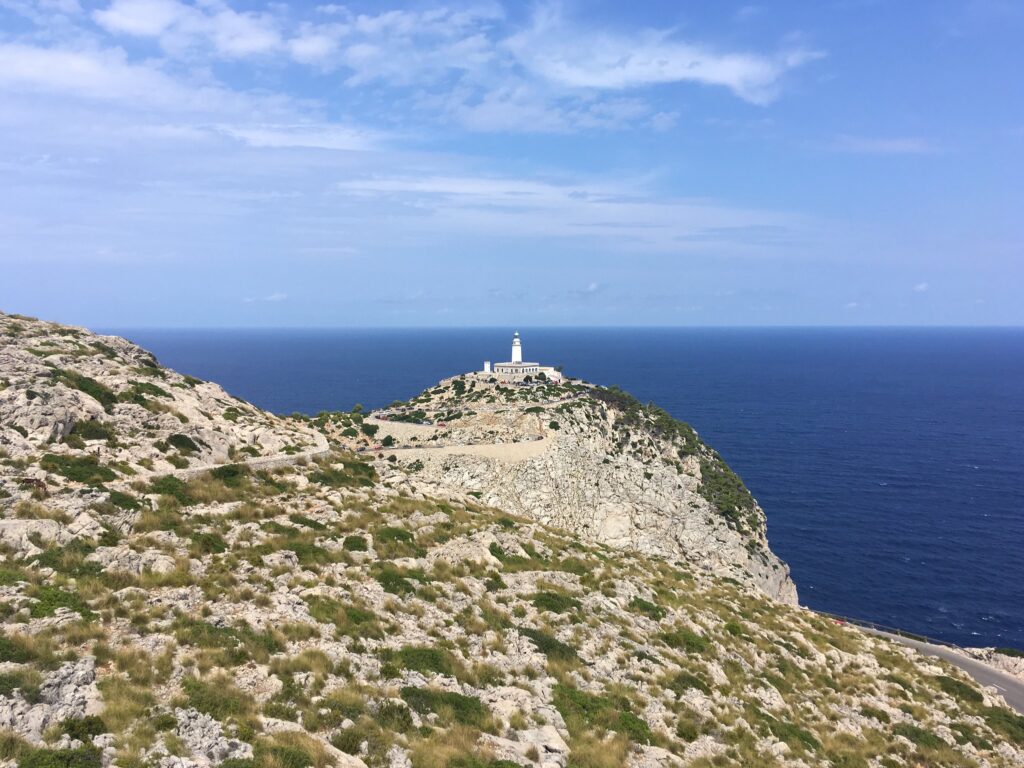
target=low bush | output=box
[182,675,254,721]
[29,585,94,620]
[627,597,665,620]
[666,671,710,696]
[660,628,708,654]
[40,454,116,485]
[342,535,367,552]
[935,675,983,704]
[531,592,581,614]
[892,722,943,750]
[391,646,456,676]
[518,627,578,662]
[553,684,651,745]
[400,687,488,727]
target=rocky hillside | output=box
[0,312,325,491]
[1,315,1023,768]
[347,374,795,603]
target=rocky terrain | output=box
[356,375,795,603]
[1,311,1023,768]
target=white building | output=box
[486,332,563,382]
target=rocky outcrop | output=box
[0,658,101,743]
[0,311,325,492]
[368,375,797,603]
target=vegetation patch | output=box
[40,454,116,485]
[519,627,578,662]
[531,591,581,614]
[553,684,652,745]
[400,687,488,728]
[627,596,666,620]
[660,628,708,654]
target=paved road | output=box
[867,628,1024,714]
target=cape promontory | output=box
[1,310,1022,768]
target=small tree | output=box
[360,423,379,438]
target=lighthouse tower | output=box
[511,331,523,364]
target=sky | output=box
[0,0,1022,327]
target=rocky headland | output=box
[1,310,1023,768]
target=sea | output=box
[108,327,1024,650]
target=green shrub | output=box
[182,676,253,720]
[376,569,415,596]
[518,628,578,662]
[391,646,455,676]
[40,454,116,485]
[360,424,379,438]
[553,684,651,745]
[167,434,200,454]
[0,635,35,664]
[191,532,227,555]
[342,535,367,552]
[377,701,413,732]
[765,717,820,752]
[60,717,107,742]
[149,475,192,504]
[54,370,116,412]
[935,675,983,704]
[376,526,413,543]
[548,421,560,430]
[400,687,487,727]
[211,464,248,487]
[627,597,665,620]
[660,628,708,654]
[29,586,94,620]
[18,746,101,768]
[983,706,1024,745]
[288,514,325,531]
[70,420,112,441]
[531,592,581,614]
[859,705,890,724]
[666,671,710,696]
[892,723,943,750]
[105,490,140,511]
[0,669,42,703]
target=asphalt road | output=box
[867,628,1024,714]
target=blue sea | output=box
[109,327,1024,650]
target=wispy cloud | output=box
[832,135,940,155]
[243,292,288,303]
[913,282,929,292]
[505,5,822,105]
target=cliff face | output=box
[363,375,796,604]
[2,314,1023,768]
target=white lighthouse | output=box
[486,332,563,382]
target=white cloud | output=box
[243,292,288,303]
[218,124,377,151]
[833,135,940,155]
[913,282,929,292]
[331,173,803,251]
[0,43,196,106]
[93,0,282,58]
[504,5,822,105]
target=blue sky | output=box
[1,0,1021,327]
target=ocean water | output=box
[109,327,1024,649]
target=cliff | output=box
[1,312,1023,768]
[356,374,796,603]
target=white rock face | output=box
[0,658,101,743]
[372,375,797,603]
[174,707,253,765]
